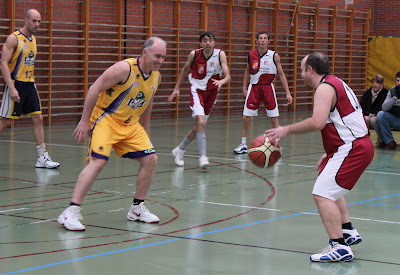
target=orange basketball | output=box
[248,135,281,168]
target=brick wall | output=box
[0,0,397,127]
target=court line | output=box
[2,139,399,176]
[2,138,400,273]
[3,192,400,274]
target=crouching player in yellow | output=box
[57,37,166,231]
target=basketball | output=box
[248,135,281,168]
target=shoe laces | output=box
[317,244,334,256]
[43,151,52,161]
[69,207,83,220]
[132,203,149,214]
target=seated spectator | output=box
[360,74,387,147]
[377,72,400,150]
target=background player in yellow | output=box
[0,9,59,169]
[57,37,167,231]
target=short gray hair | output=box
[141,37,167,54]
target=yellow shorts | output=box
[88,108,155,161]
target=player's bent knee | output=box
[31,114,43,125]
[141,153,158,167]
[88,157,108,170]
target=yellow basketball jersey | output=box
[8,30,36,82]
[94,58,160,125]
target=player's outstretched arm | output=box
[73,61,131,143]
[168,50,195,102]
[211,50,231,91]
[265,83,335,142]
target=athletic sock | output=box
[133,198,144,205]
[70,202,80,207]
[241,137,247,144]
[178,136,192,151]
[196,132,206,156]
[37,143,46,156]
[331,238,346,246]
[342,222,352,230]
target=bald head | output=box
[23,9,41,35]
[26,9,41,19]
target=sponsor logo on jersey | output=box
[24,44,29,49]
[134,81,140,88]
[264,60,269,64]
[127,91,146,110]
[24,51,35,66]
[106,88,114,96]
[210,61,216,67]
[198,64,205,74]
[252,61,259,70]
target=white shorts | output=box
[243,83,279,117]
[312,137,374,201]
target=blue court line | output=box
[1,211,316,275]
[359,202,400,208]
[2,193,400,274]
[347,193,400,206]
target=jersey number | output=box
[25,70,33,79]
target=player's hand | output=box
[286,93,293,105]
[168,89,180,102]
[242,87,248,97]
[316,153,327,171]
[265,126,289,147]
[211,79,224,91]
[9,87,21,103]
[73,120,91,143]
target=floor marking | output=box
[196,200,400,225]
[3,191,400,274]
[2,138,399,176]
[0,208,28,213]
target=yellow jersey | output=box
[93,58,160,125]
[8,30,36,82]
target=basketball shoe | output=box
[199,155,210,169]
[233,143,247,154]
[36,151,60,169]
[57,205,85,231]
[310,240,354,262]
[127,202,159,223]
[343,227,362,246]
[172,147,185,166]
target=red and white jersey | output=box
[249,49,277,85]
[320,74,369,154]
[188,48,222,91]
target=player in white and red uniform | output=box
[188,47,222,117]
[266,52,374,263]
[234,32,292,154]
[168,32,230,169]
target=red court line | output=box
[0,160,276,260]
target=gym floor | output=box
[0,111,399,274]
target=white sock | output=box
[36,143,46,156]
[241,137,247,144]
